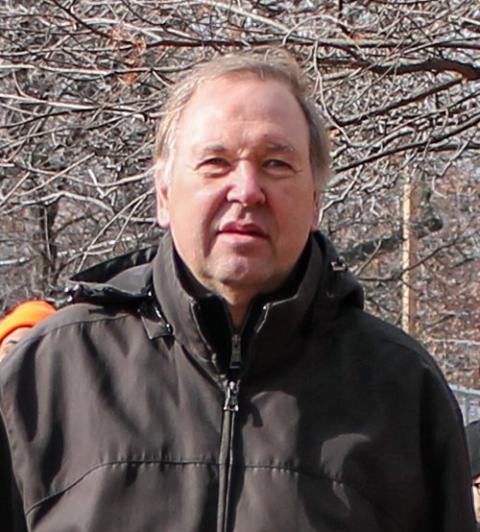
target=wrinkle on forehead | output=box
[173,76,311,172]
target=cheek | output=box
[193,186,231,225]
[169,189,221,246]
[277,194,316,232]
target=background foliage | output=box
[1,0,479,385]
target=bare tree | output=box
[1,0,479,385]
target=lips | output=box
[218,222,268,238]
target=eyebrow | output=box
[263,142,295,154]
[195,144,228,158]
[195,141,296,158]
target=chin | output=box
[214,262,284,293]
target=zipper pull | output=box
[230,333,242,371]
[224,380,240,412]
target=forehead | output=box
[175,75,310,151]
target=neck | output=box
[229,304,248,331]
[218,288,254,331]
[173,240,312,331]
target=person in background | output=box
[0,300,56,360]
[0,49,475,531]
[466,420,480,530]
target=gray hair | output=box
[154,48,330,193]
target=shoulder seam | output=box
[7,311,133,355]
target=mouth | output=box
[218,222,268,239]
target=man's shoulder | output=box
[11,242,163,357]
[350,309,426,352]
[336,306,442,374]
[333,307,460,419]
[19,301,130,344]
[0,241,168,386]
[0,302,135,385]
[51,301,129,326]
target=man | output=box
[0,50,475,531]
[466,420,480,529]
[0,300,56,360]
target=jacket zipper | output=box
[229,333,242,371]
[217,334,241,532]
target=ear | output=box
[154,160,170,228]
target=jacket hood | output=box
[66,231,363,317]
[67,246,158,304]
[310,231,364,322]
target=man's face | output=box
[156,75,318,304]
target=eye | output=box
[198,157,230,176]
[203,157,228,166]
[265,159,289,168]
[263,159,294,174]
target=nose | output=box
[226,161,266,206]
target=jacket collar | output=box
[152,231,363,380]
[67,231,363,380]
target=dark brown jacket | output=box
[0,232,475,531]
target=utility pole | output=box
[401,175,417,335]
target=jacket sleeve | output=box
[421,369,477,531]
[0,410,28,532]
